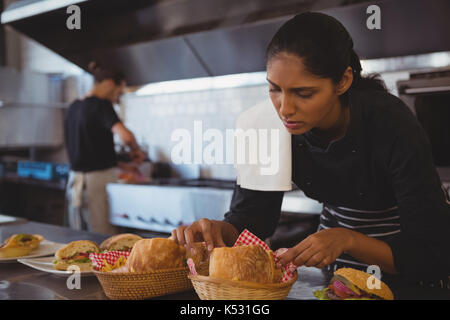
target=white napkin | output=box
[234,99,292,191]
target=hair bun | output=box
[349,49,362,74]
[87,61,125,84]
[88,61,99,73]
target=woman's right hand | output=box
[171,218,239,253]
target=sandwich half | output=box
[53,240,100,272]
[314,267,394,300]
[100,233,142,252]
[0,234,44,258]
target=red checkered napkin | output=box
[187,241,207,276]
[89,250,131,271]
[234,229,297,283]
[187,258,198,275]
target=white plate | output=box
[0,214,19,224]
[0,240,66,263]
[17,256,95,277]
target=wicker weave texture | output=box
[94,267,193,300]
[189,272,298,300]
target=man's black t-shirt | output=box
[65,96,120,172]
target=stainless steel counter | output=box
[107,183,322,234]
[1,220,448,300]
[0,220,330,300]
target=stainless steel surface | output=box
[5,0,449,86]
[1,221,449,299]
[0,67,66,148]
[107,183,235,233]
[1,0,88,23]
[0,221,109,299]
[0,106,64,148]
[0,220,331,300]
[107,182,322,233]
[321,0,450,59]
[404,86,450,94]
[397,69,450,96]
[362,52,450,74]
[286,266,332,300]
[0,66,63,106]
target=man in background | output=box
[65,61,145,234]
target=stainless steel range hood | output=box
[2,0,450,86]
[0,66,66,148]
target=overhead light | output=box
[134,72,267,96]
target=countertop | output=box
[0,219,448,300]
[0,219,330,300]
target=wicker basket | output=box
[188,271,298,300]
[93,267,193,300]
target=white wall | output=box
[122,84,269,180]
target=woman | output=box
[172,12,450,288]
[65,62,145,234]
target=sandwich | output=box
[314,267,394,300]
[53,240,100,272]
[209,245,282,284]
[100,233,142,252]
[126,238,186,273]
[0,234,44,258]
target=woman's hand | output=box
[276,228,354,269]
[171,219,239,253]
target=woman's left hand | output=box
[276,228,355,269]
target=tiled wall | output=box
[121,85,269,180]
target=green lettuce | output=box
[313,287,377,300]
[313,287,330,300]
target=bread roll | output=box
[126,238,186,273]
[209,245,282,284]
[100,233,142,251]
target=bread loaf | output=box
[209,245,282,284]
[126,238,186,273]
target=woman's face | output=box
[266,52,343,135]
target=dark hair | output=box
[88,61,125,85]
[266,12,387,93]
